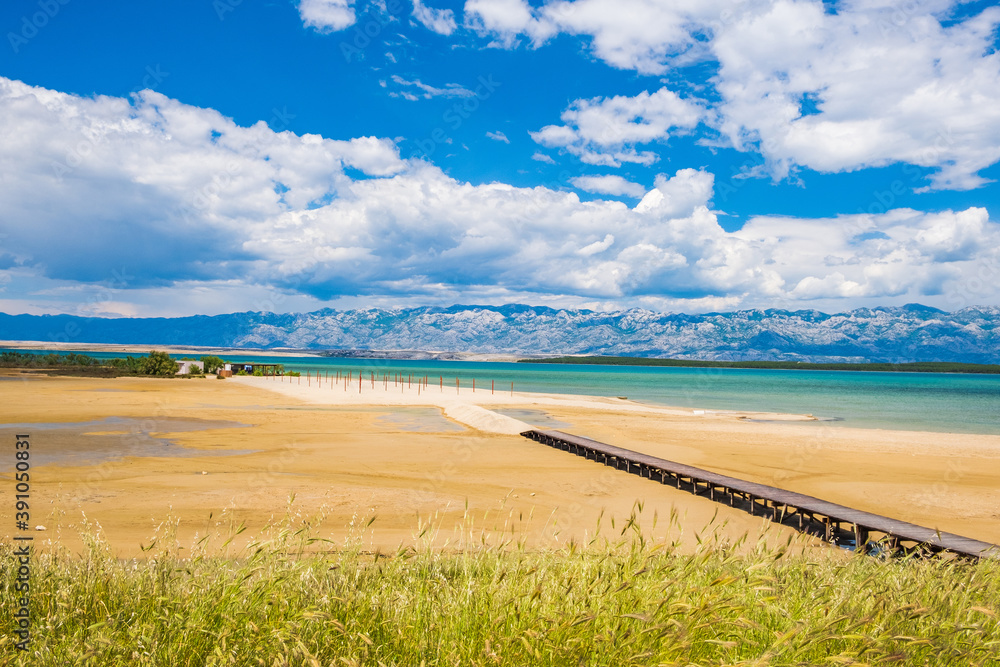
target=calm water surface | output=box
[5,349,1000,435]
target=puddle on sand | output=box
[203,404,467,433]
[0,416,253,469]
[491,408,572,429]
[374,407,465,432]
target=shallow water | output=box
[0,416,252,469]
[491,408,572,429]
[7,349,1000,435]
[374,407,465,432]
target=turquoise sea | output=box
[7,349,1000,436]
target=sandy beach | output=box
[2,370,999,558]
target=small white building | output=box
[176,360,205,375]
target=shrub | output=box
[200,355,225,374]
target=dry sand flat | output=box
[1,371,998,558]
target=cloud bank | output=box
[1,77,997,316]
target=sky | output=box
[1,0,999,318]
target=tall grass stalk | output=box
[2,504,998,666]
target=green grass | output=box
[521,356,1000,374]
[2,507,999,666]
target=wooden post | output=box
[456,378,459,394]
[510,381,513,396]
[473,378,475,392]
[440,375,443,391]
[492,379,494,395]
[854,525,869,552]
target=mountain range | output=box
[2,304,999,363]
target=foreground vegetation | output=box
[2,509,998,666]
[524,356,1000,374]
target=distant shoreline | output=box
[0,340,542,363]
[522,355,1000,374]
[6,341,1000,373]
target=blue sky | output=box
[1,0,999,317]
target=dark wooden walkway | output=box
[522,429,999,559]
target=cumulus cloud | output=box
[1,77,997,316]
[530,87,702,166]
[469,0,1000,191]
[464,0,558,47]
[486,130,510,143]
[710,1,1000,190]
[570,174,645,198]
[0,77,405,289]
[464,0,725,70]
[298,0,356,31]
[412,0,458,35]
[531,151,556,164]
[734,206,999,301]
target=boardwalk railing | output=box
[521,429,999,559]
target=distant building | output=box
[176,361,204,375]
[223,362,281,376]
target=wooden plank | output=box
[523,429,999,559]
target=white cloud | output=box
[570,174,645,198]
[388,75,476,99]
[464,0,557,47]
[298,0,356,31]
[636,168,715,217]
[470,0,1000,191]
[464,0,724,70]
[486,130,510,143]
[531,151,556,164]
[412,0,458,35]
[733,206,999,301]
[2,77,997,316]
[530,87,702,166]
[710,1,1000,190]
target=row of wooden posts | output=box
[269,369,514,396]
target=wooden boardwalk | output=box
[522,429,999,559]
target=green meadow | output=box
[2,506,999,666]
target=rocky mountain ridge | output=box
[2,303,998,363]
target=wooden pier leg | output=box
[855,525,869,552]
[749,495,754,515]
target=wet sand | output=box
[2,371,998,558]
